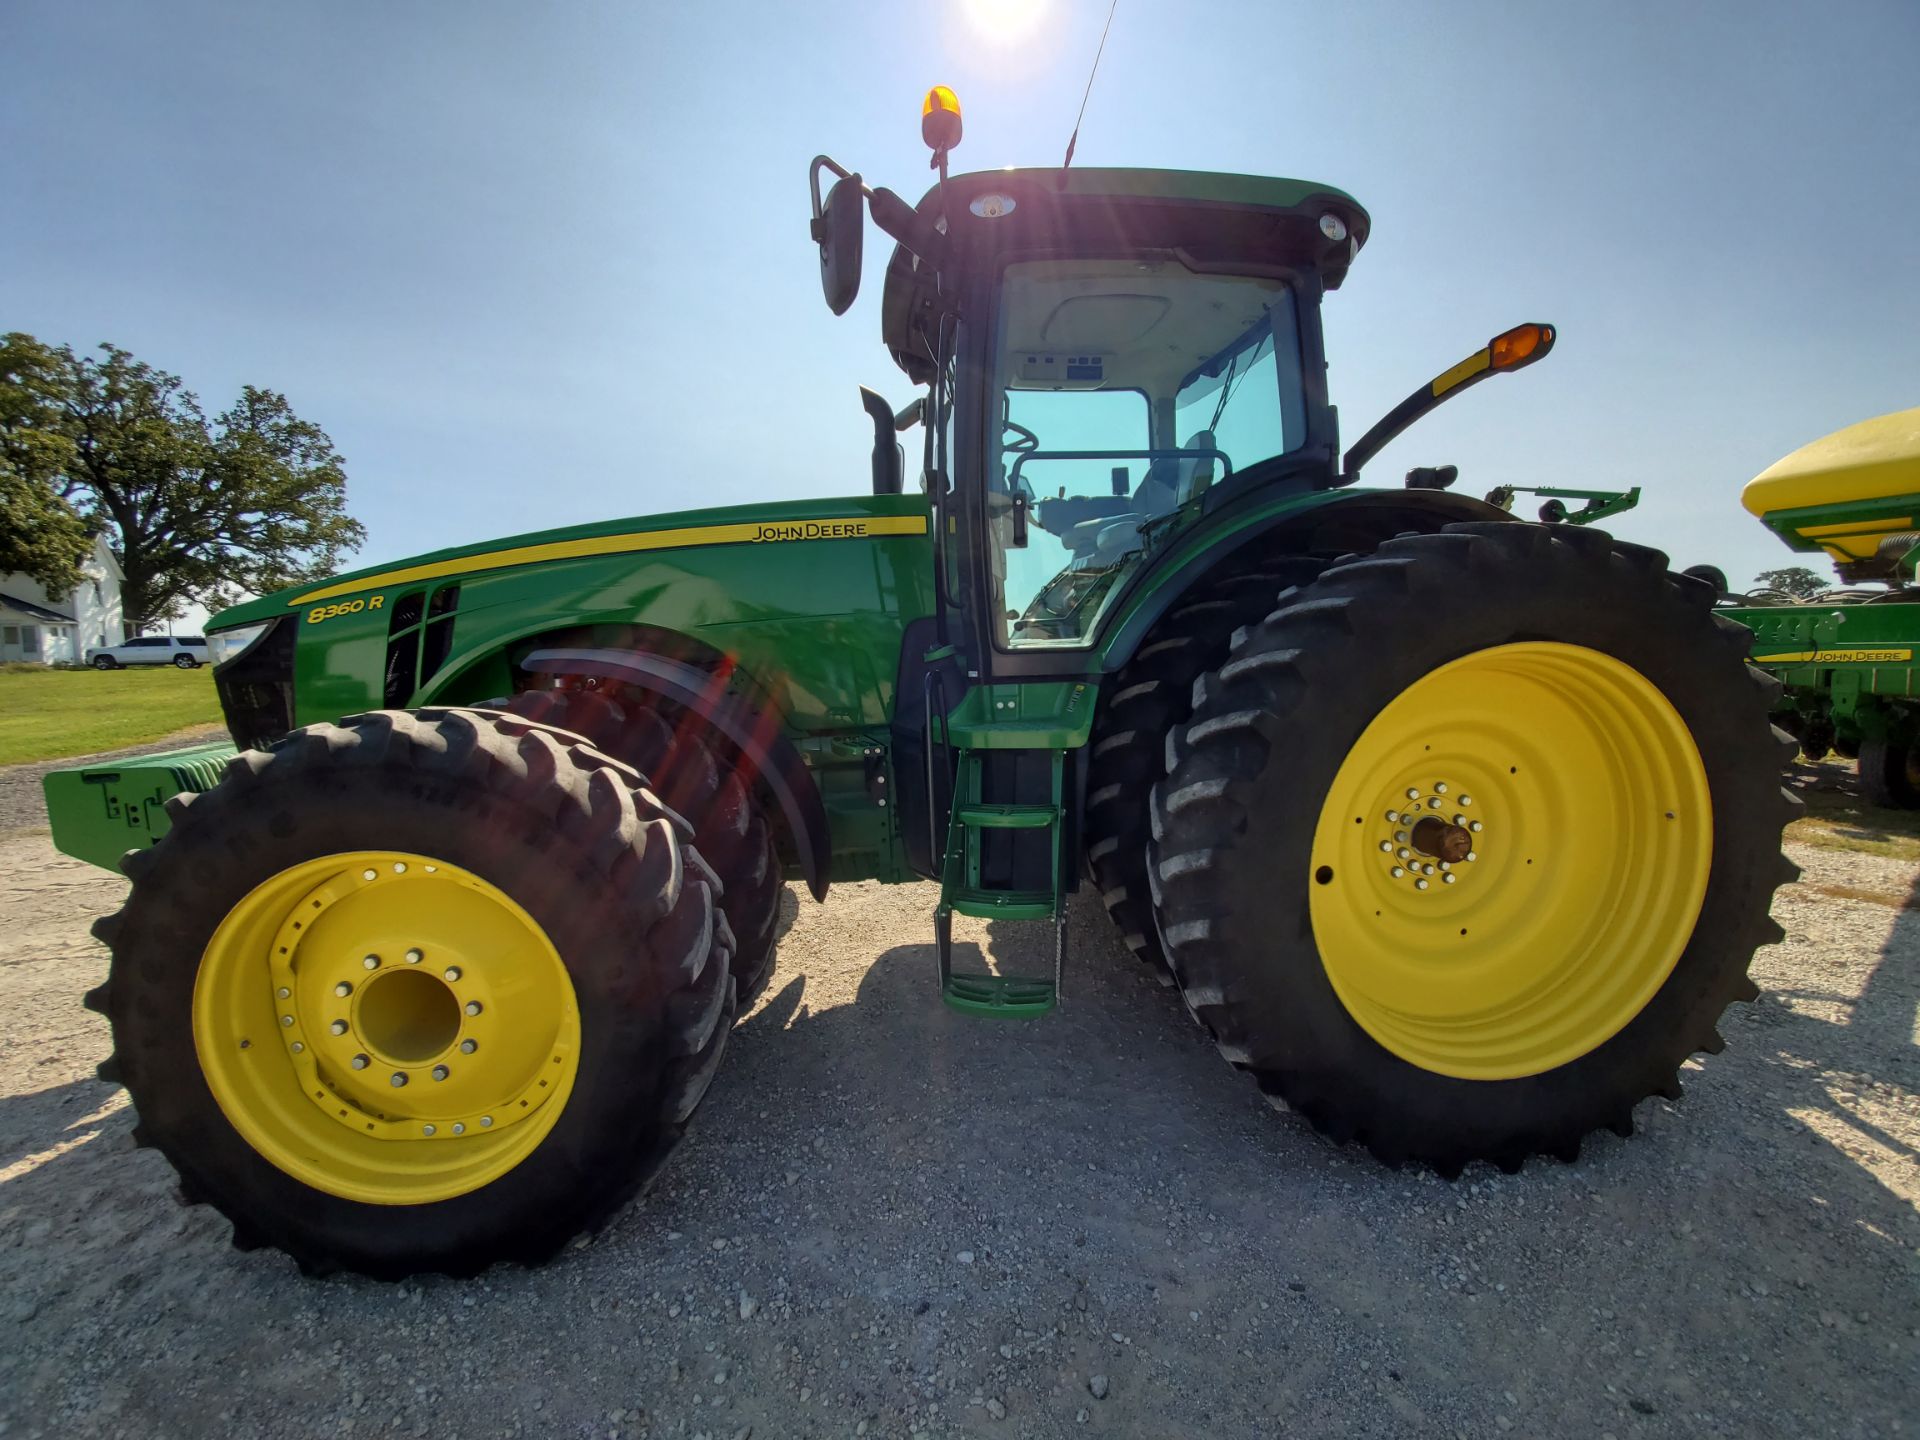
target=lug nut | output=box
[1405,788,1420,800]
[1384,810,1400,823]
[1470,821,1483,833]
[444,966,462,981]
[361,868,377,881]
[335,982,352,998]
[390,1072,407,1087]
[1460,795,1472,806]
[1378,841,1393,853]
[1415,878,1430,890]
[291,1042,305,1053]
[465,1001,483,1016]
[392,862,407,874]
[1395,830,1409,844]
[276,986,290,999]
[460,1039,478,1054]
[423,1125,436,1136]
[405,948,423,965]
[1434,782,1449,794]
[363,955,380,970]
[330,1020,348,1036]
[1466,851,1478,863]
[280,1015,294,1028]
[1390,866,1405,878]
[351,1054,370,1070]
[452,1123,466,1135]
[1443,873,1457,885]
[432,1065,450,1081]
[480,1116,493,1127]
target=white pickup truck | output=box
[86,635,211,670]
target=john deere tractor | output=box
[44,88,1795,1278]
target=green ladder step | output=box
[945,888,1056,921]
[942,972,1058,1018]
[955,803,1057,830]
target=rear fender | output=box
[1104,488,1513,669]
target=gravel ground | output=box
[1,759,1916,1439]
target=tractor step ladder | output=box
[935,749,1067,1018]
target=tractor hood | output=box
[208,494,932,632]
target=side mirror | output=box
[815,174,865,316]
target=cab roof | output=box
[881,167,1370,382]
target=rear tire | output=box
[86,707,735,1277]
[1083,559,1325,974]
[1149,523,1797,1175]
[504,687,784,1006]
[1857,734,1920,809]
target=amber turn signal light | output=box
[1490,323,1555,371]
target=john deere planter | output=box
[46,88,1795,1276]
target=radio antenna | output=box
[1060,0,1119,173]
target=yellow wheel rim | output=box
[1308,643,1711,1081]
[193,852,580,1205]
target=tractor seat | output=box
[1131,429,1220,516]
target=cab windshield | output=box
[987,257,1308,648]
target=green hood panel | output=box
[209,494,932,632]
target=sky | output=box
[5,0,1917,631]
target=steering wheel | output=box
[1002,419,1039,453]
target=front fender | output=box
[521,647,832,902]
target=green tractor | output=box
[45,88,1795,1278]
[1716,407,1920,803]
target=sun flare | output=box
[962,0,1048,45]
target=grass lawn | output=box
[0,664,224,766]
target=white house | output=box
[0,534,126,664]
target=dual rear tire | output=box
[1110,523,1796,1174]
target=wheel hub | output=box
[1374,784,1485,892]
[194,850,580,1204]
[265,859,563,1142]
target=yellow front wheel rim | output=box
[193,852,580,1205]
[1309,643,1712,1081]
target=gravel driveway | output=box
[0,756,1915,1439]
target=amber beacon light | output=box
[922,85,963,152]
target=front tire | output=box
[1149,523,1796,1175]
[86,707,735,1277]
[503,686,785,1007]
[92,654,116,670]
[173,653,199,669]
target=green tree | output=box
[0,334,92,598]
[1753,566,1826,600]
[0,333,365,631]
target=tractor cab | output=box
[837,151,1368,668]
